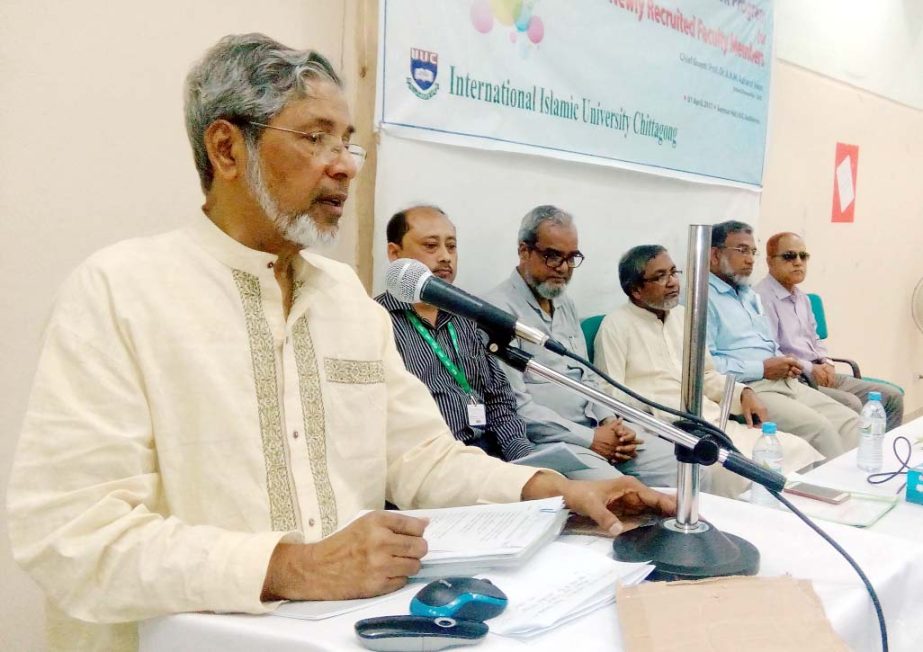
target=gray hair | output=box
[183,33,342,192]
[710,220,753,248]
[618,244,667,297]
[518,205,574,245]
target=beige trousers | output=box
[748,378,860,459]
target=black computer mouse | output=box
[409,577,508,621]
[355,615,488,651]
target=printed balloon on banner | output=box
[490,0,521,26]
[470,0,493,34]
[526,16,544,43]
[515,4,532,31]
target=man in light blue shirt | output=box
[488,205,677,486]
[706,220,858,459]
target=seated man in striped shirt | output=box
[374,205,537,463]
[375,206,533,461]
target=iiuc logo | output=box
[407,48,439,100]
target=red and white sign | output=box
[831,142,859,223]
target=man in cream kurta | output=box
[594,246,823,497]
[9,216,539,650]
[6,36,676,652]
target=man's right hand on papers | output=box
[261,511,429,602]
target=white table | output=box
[140,491,923,652]
[802,417,923,541]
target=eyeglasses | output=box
[772,251,811,262]
[643,269,683,285]
[248,122,367,170]
[528,245,585,269]
[717,245,758,257]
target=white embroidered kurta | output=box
[593,303,823,494]
[7,216,537,651]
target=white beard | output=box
[534,280,567,300]
[523,268,569,300]
[645,294,680,311]
[245,145,338,249]
[719,256,751,287]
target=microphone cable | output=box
[555,347,741,453]
[865,435,914,493]
[772,490,888,652]
[555,346,889,651]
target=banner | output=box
[377,0,773,187]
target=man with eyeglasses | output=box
[706,221,859,459]
[487,206,678,486]
[7,37,676,652]
[593,245,823,497]
[755,232,903,430]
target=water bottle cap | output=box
[761,421,777,435]
[868,391,881,402]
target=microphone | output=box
[385,258,567,354]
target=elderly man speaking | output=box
[6,35,675,652]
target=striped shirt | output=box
[375,292,534,461]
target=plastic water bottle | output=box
[751,422,783,508]
[857,391,886,472]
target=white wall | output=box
[0,2,353,649]
[775,0,923,108]
[764,2,923,413]
[759,60,923,414]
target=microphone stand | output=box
[489,225,766,580]
[628,223,759,579]
[491,343,767,580]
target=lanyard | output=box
[405,311,472,394]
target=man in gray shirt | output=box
[487,205,677,486]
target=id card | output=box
[466,403,487,426]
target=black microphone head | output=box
[386,258,432,304]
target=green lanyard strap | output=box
[405,311,472,394]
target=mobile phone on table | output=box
[783,481,849,505]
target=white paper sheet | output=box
[485,541,654,638]
[836,156,855,210]
[271,584,421,621]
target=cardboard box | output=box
[616,575,848,651]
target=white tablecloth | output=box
[140,491,923,652]
[803,417,923,541]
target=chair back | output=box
[807,293,828,340]
[581,315,605,361]
[806,293,904,395]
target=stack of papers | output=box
[273,498,569,620]
[399,497,569,577]
[487,541,653,638]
